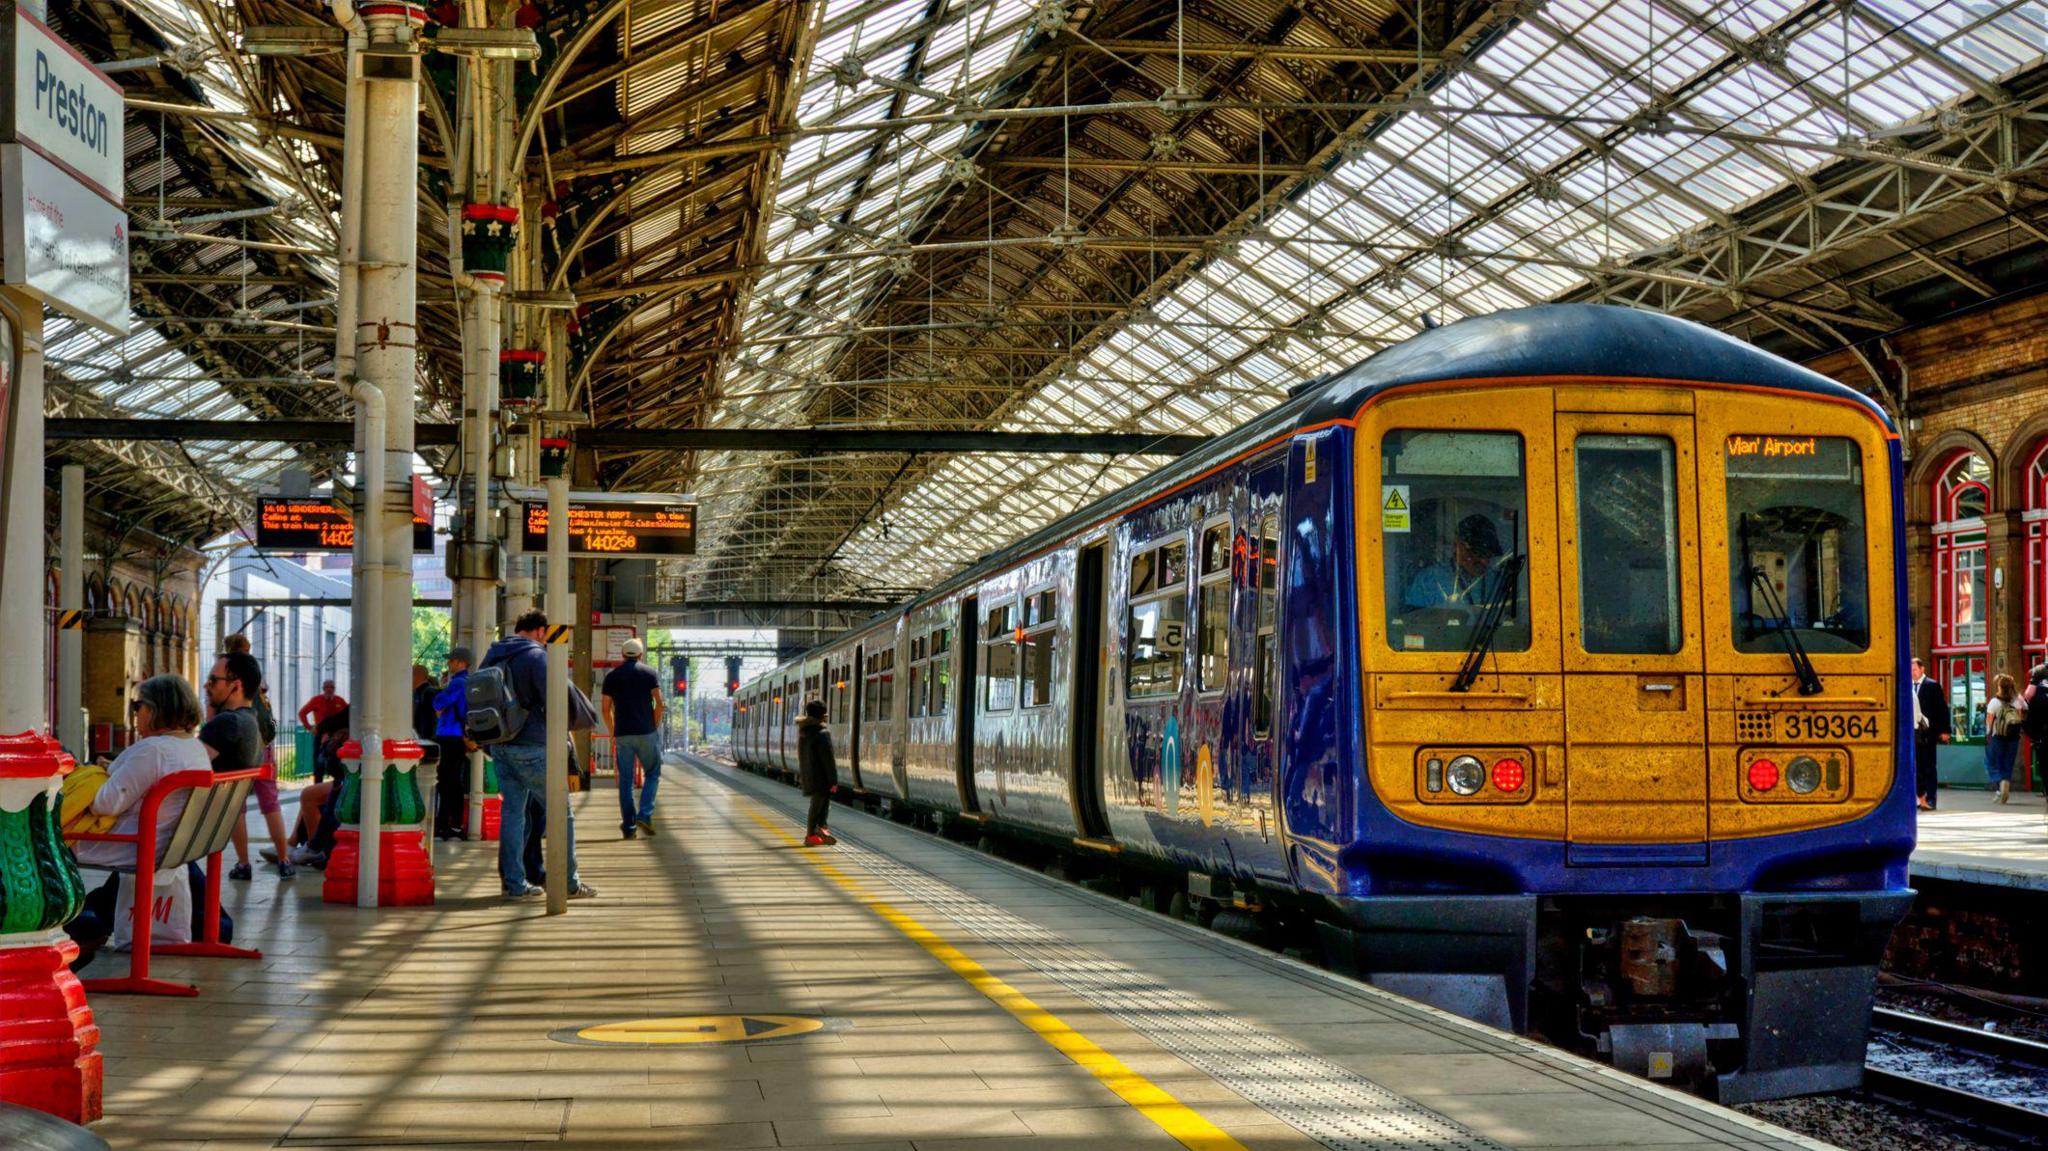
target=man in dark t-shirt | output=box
[201,653,265,773]
[601,639,664,838]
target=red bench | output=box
[66,766,266,997]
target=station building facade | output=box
[1811,291,2048,785]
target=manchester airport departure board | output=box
[520,499,696,558]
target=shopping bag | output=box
[111,864,193,950]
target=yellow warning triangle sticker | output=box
[1382,488,1408,510]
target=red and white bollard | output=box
[0,731,101,1123]
[322,739,435,907]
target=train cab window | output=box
[1021,589,1057,708]
[1255,512,1279,737]
[1575,435,1682,654]
[1197,522,1231,693]
[1726,435,1870,654]
[1381,430,1530,653]
[984,602,1018,711]
[930,627,952,716]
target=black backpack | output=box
[464,662,529,746]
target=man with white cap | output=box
[602,636,665,838]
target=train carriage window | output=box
[1022,589,1058,708]
[1575,435,1682,654]
[931,627,952,716]
[1198,523,1231,693]
[984,602,1017,711]
[1128,539,1189,696]
[1255,512,1280,737]
[907,648,925,719]
[1381,430,1531,653]
[1726,436,1870,655]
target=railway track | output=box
[1865,1007,2048,1146]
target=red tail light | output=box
[1491,757,1525,793]
[1747,759,1779,791]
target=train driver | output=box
[1403,512,1505,612]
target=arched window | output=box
[2024,442,2048,675]
[1934,452,1992,740]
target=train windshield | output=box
[1380,430,1530,654]
[1726,435,1870,655]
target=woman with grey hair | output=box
[70,673,209,870]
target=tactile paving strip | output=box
[829,833,1509,1151]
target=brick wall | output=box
[1805,292,2048,466]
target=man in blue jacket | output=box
[481,611,596,900]
[432,646,473,840]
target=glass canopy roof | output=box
[696,0,2047,592]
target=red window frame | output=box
[1933,452,1991,657]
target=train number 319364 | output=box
[1781,712,1880,741]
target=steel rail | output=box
[1865,1008,2048,1145]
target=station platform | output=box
[80,754,1834,1151]
[1910,786,2048,890]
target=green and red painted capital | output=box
[0,731,101,1124]
[322,739,435,907]
[460,202,520,287]
[501,348,544,410]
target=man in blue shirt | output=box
[481,611,595,901]
[601,638,665,839]
[431,647,473,840]
[1404,513,1506,612]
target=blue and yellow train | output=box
[734,303,1913,1102]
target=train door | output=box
[956,594,981,812]
[1555,410,1709,864]
[1247,464,1285,863]
[1071,542,1111,838]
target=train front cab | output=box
[1336,380,1914,1102]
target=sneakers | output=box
[260,851,298,877]
[622,827,638,840]
[569,882,598,900]
[278,862,297,879]
[228,862,252,881]
[803,834,827,847]
[636,819,657,837]
[505,885,545,901]
[818,828,838,845]
[288,844,321,866]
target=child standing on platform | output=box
[796,699,836,846]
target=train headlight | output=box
[1785,755,1822,795]
[1446,755,1486,796]
[1746,758,1779,792]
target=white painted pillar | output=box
[544,471,568,915]
[0,303,45,734]
[57,463,83,754]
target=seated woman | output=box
[67,673,211,961]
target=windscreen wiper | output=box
[1451,550,1525,693]
[1741,513,1825,697]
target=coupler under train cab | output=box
[1318,890,1913,1102]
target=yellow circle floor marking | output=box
[551,1014,831,1047]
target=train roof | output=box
[764,303,1888,672]
[1303,303,1891,427]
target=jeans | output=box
[1986,733,2022,786]
[494,742,578,894]
[614,733,662,830]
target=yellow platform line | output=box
[739,800,1249,1151]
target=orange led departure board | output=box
[521,500,696,557]
[255,497,433,553]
